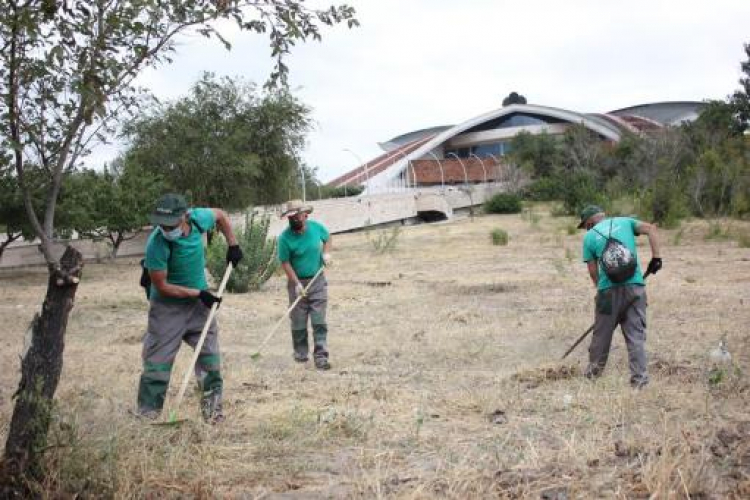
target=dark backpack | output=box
[140,215,206,299]
[592,220,637,283]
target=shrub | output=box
[737,231,750,248]
[523,176,565,201]
[560,171,606,216]
[485,193,522,214]
[207,210,278,293]
[638,177,689,229]
[369,226,401,253]
[490,228,509,246]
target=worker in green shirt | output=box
[277,199,332,370]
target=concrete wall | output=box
[0,184,508,269]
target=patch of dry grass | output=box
[1,209,749,498]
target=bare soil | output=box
[1,208,749,498]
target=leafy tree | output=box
[0,174,27,259]
[123,73,311,209]
[502,91,528,106]
[59,160,164,257]
[0,0,357,489]
[730,42,750,135]
[508,130,561,178]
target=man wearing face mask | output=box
[136,193,243,423]
[277,199,333,370]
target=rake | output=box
[155,263,234,425]
[250,265,325,361]
[560,270,652,360]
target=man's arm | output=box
[635,221,661,259]
[150,269,200,299]
[212,209,238,246]
[586,260,598,287]
[281,261,299,284]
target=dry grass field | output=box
[1,206,749,498]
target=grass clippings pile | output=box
[1,207,749,498]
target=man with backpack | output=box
[136,193,243,423]
[579,204,662,388]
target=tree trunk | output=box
[0,246,83,496]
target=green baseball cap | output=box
[577,204,604,229]
[149,193,188,226]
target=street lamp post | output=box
[445,152,469,188]
[343,148,369,194]
[426,151,445,191]
[487,153,503,184]
[469,153,487,184]
[391,149,415,190]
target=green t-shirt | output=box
[144,208,215,303]
[277,219,330,278]
[582,216,645,291]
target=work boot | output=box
[201,390,224,424]
[314,354,331,370]
[292,328,309,363]
[312,324,330,370]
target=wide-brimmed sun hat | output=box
[149,193,188,226]
[577,204,604,229]
[281,199,313,218]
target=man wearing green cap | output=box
[137,193,243,423]
[579,204,662,388]
[277,199,333,370]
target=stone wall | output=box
[0,185,507,268]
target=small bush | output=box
[485,193,522,214]
[737,231,750,248]
[561,171,606,216]
[523,176,564,201]
[207,210,278,293]
[369,226,401,253]
[704,221,731,241]
[490,228,509,246]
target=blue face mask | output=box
[160,225,183,241]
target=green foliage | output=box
[123,73,312,209]
[490,228,509,246]
[523,176,565,201]
[485,193,523,214]
[729,42,750,135]
[58,160,164,256]
[704,221,732,241]
[320,184,364,199]
[560,171,606,216]
[207,211,278,293]
[0,0,357,264]
[639,175,689,228]
[368,226,401,254]
[509,131,560,178]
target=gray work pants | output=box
[137,299,222,414]
[586,285,649,388]
[287,273,328,360]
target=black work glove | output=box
[199,290,222,308]
[645,257,662,277]
[226,245,243,267]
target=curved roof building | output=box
[329,101,705,193]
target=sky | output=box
[92,0,750,183]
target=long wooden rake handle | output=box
[168,263,234,419]
[250,265,325,359]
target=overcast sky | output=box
[95,0,750,182]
